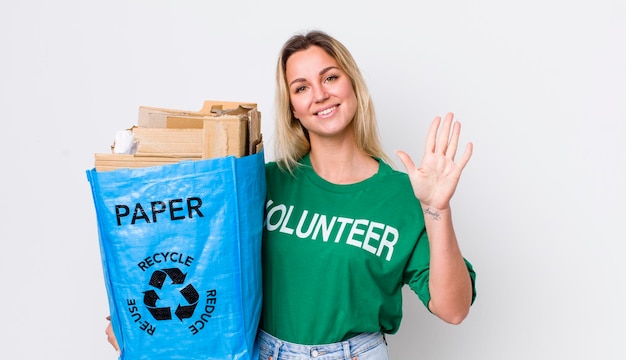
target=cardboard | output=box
[138,100,257,128]
[132,127,204,157]
[94,100,262,172]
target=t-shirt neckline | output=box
[299,153,388,193]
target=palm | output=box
[397,113,472,210]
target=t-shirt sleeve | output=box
[403,228,477,310]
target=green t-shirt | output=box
[260,154,476,345]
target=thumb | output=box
[395,150,416,173]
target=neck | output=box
[308,143,379,184]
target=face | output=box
[285,45,358,142]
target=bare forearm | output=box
[423,207,473,324]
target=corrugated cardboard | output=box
[202,115,248,159]
[93,153,198,172]
[132,127,204,157]
[94,100,262,172]
[138,100,257,128]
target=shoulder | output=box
[265,159,308,178]
[377,161,412,187]
[264,161,294,183]
[265,161,279,173]
[375,161,422,206]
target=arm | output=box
[396,112,474,324]
[420,206,473,324]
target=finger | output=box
[425,116,441,154]
[396,150,417,173]
[436,112,454,155]
[456,142,473,171]
[446,121,461,161]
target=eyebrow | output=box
[289,66,340,87]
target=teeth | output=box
[317,106,335,116]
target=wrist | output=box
[422,206,451,221]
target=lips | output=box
[315,105,337,116]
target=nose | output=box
[313,85,329,103]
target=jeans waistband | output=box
[257,329,386,359]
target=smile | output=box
[316,106,337,116]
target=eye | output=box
[294,85,307,94]
[324,74,339,83]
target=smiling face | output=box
[285,45,358,144]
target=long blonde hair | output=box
[274,30,391,172]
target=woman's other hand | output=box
[105,316,120,353]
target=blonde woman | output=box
[258,30,476,359]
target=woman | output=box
[107,30,476,359]
[257,30,475,359]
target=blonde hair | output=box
[274,30,391,172]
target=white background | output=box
[1,1,624,359]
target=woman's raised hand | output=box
[396,112,473,212]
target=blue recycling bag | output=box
[86,151,265,360]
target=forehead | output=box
[285,46,339,81]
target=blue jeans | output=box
[257,329,390,360]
